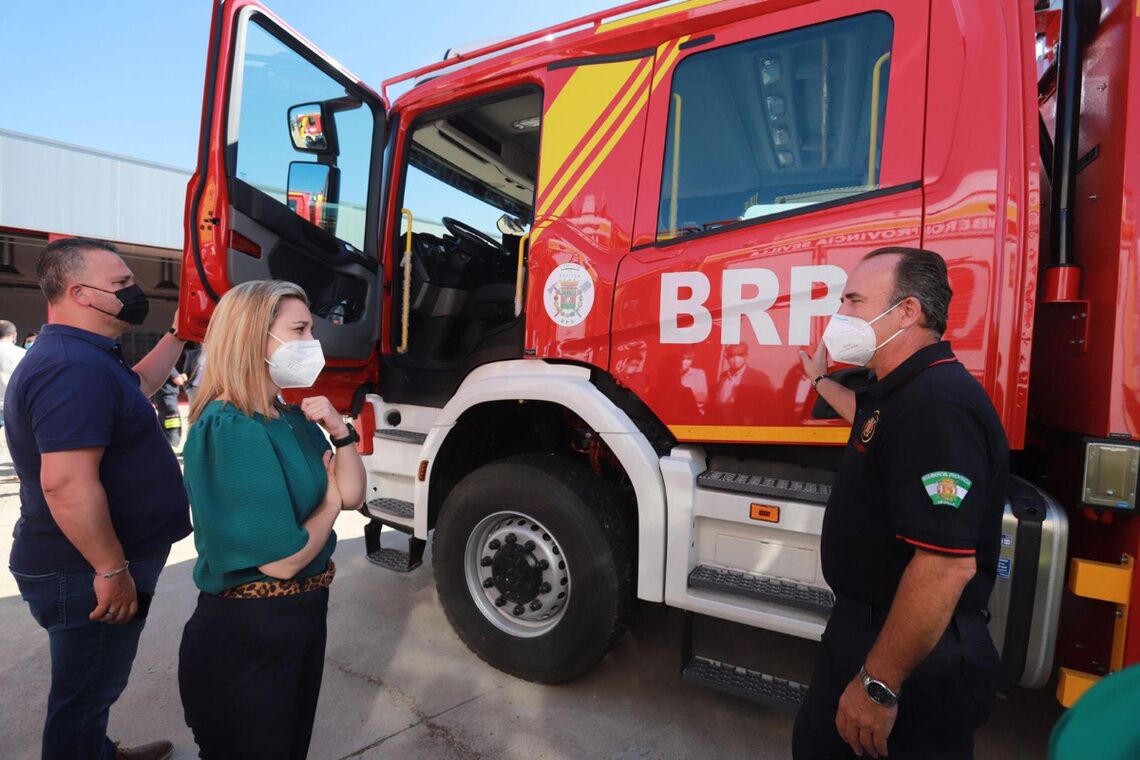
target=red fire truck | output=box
[179,0,1138,709]
[286,190,323,227]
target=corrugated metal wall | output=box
[0,129,190,251]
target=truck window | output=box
[230,18,373,252]
[395,88,540,363]
[657,12,894,241]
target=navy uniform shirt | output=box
[821,341,1009,614]
[4,324,191,573]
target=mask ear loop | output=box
[870,299,908,351]
[265,332,287,367]
[867,299,904,326]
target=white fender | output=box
[415,360,666,603]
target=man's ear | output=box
[901,295,925,329]
[68,283,92,307]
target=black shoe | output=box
[114,740,174,760]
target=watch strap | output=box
[330,423,359,448]
[860,665,900,707]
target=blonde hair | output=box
[189,280,309,423]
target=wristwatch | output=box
[330,422,360,449]
[812,373,828,389]
[859,666,900,708]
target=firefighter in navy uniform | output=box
[151,363,187,447]
[793,247,1007,760]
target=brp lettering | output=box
[660,265,847,346]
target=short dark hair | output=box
[0,320,16,339]
[863,246,953,337]
[36,237,120,303]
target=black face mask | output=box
[82,283,150,326]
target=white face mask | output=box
[265,332,325,388]
[822,301,905,366]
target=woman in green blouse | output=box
[177,280,365,758]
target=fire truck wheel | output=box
[433,454,635,684]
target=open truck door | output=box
[179,0,385,413]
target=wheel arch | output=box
[415,360,667,603]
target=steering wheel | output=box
[442,217,508,257]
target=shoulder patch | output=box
[922,471,972,508]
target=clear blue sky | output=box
[0,0,616,170]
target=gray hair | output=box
[36,237,121,304]
[0,320,15,339]
[863,246,953,337]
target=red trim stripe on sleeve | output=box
[895,535,977,555]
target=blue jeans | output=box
[12,550,170,760]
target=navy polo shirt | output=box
[5,324,191,573]
[821,341,1009,614]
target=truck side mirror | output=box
[288,103,335,154]
[287,161,340,235]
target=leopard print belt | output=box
[219,560,336,599]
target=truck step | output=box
[688,564,834,615]
[698,469,831,504]
[366,497,414,523]
[376,428,427,445]
[682,655,809,709]
[363,518,425,573]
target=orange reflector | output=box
[418,460,428,482]
[750,504,780,522]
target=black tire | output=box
[432,454,635,683]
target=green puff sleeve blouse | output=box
[183,400,336,594]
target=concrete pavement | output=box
[0,436,1060,758]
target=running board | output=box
[682,656,809,709]
[366,497,414,523]
[698,469,831,504]
[362,514,425,573]
[680,612,808,709]
[688,565,834,616]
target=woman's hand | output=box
[320,450,342,511]
[301,396,349,439]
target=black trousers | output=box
[179,588,329,759]
[792,599,1000,760]
[153,391,182,446]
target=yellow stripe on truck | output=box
[543,38,687,224]
[669,425,852,444]
[538,58,646,217]
[542,61,654,224]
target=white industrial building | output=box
[0,129,189,362]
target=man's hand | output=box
[836,675,896,758]
[799,342,829,383]
[300,396,348,439]
[172,373,187,387]
[798,342,856,422]
[90,571,138,625]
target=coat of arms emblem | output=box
[544,263,595,327]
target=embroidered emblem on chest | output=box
[860,410,881,444]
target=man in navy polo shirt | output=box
[793,247,1006,759]
[5,238,191,760]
